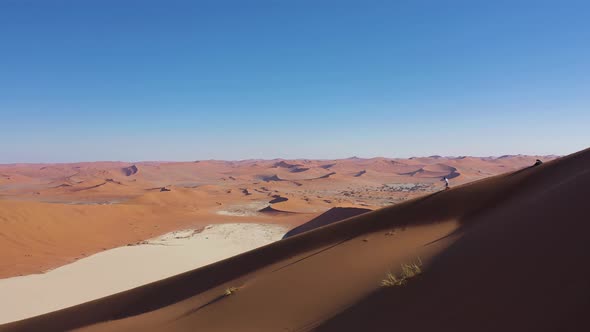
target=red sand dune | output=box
[0,155,558,278]
[1,149,587,331]
[283,207,372,239]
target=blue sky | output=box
[0,0,588,162]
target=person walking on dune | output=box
[442,176,450,190]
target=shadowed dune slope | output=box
[2,148,589,332]
[121,165,138,176]
[282,207,372,239]
[318,151,590,331]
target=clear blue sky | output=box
[1,0,589,162]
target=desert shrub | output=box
[381,258,422,287]
[224,287,239,296]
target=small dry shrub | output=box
[381,258,423,287]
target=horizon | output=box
[0,152,562,166]
[1,1,589,163]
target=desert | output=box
[0,153,571,330]
[2,1,589,330]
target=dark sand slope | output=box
[320,149,590,331]
[2,148,589,332]
[282,207,372,239]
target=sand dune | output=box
[258,174,284,182]
[353,170,366,177]
[283,207,372,238]
[0,154,557,279]
[0,153,566,330]
[257,205,296,214]
[272,161,301,169]
[400,164,460,179]
[290,167,310,173]
[1,149,585,332]
[121,165,139,176]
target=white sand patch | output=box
[0,223,288,324]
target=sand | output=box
[0,155,555,279]
[0,223,288,324]
[2,148,588,332]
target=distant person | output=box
[534,159,543,166]
[442,176,449,189]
